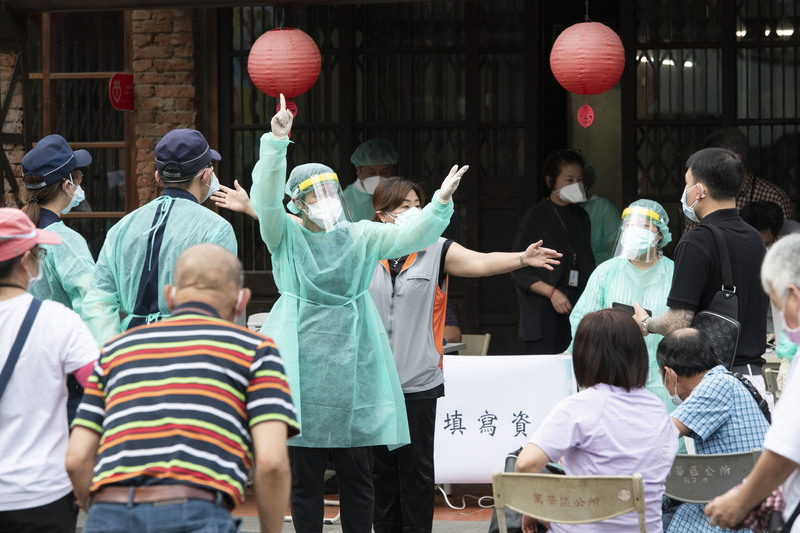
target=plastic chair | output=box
[763,367,780,399]
[664,449,761,504]
[461,333,491,355]
[247,312,269,331]
[491,471,648,533]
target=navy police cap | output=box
[22,134,92,189]
[155,129,221,181]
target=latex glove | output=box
[438,164,469,204]
[271,94,293,139]
[777,358,791,393]
[522,240,562,271]
[212,180,258,220]
[550,289,572,314]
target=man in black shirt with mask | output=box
[633,148,770,398]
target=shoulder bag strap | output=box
[706,224,735,289]
[785,498,800,530]
[725,371,771,424]
[0,297,42,402]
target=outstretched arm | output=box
[633,304,694,336]
[212,180,258,220]
[250,94,294,250]
[374,165,469,259]
[444,240,561,278]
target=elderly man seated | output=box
[657,328,770,533]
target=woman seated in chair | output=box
[516,308,679,532]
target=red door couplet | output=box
[109,73,134,111]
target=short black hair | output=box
[572,308,649,391]
[656,328,721,377]
[705,128,749,167]
[741,201,784,241]
[543,149,584,191]
[0,255,23,279]
[685,147,742,200]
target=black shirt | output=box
[511,198,595,341]
[667,208,768,365]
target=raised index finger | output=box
[280,93,286,112]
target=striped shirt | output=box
[72,302,299,505]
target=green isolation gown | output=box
[251,133,454,448]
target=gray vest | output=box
[369,238,448,393]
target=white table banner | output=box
[433,354,576,484]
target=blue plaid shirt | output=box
[667,365,769,533]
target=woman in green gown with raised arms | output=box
[247,94,469,533]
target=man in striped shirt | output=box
[67,244,299,533]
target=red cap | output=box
[0,208,62,262]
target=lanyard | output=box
[550,200,577,264]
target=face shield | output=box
[613,206,664,263]
[292,173,352,232]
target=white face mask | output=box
[556,182,586,204]
[25,255,43,291]
[203,172,220,203]
[387,207,421,227]
[234,289,244,316]
[306,197,344,229]
[360,175,384,195]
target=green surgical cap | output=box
[286,163,335,214]
[350,139,398,167]
[623,198,672,248]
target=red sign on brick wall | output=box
[109,73,134,111]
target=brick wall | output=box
[131,9,197,206]
[0,51,24,208]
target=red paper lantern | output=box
[550,22,625,96]
[247,28,321,100]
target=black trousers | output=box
[373,397,437,533]
[523,301,572,355]
[289,446,374,533]
[0,491,78,533]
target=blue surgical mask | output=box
[62,179,85,214]
[619,227,658,259]
[680,184,702,223]
[203,172,220,203]
[663,369,683,406]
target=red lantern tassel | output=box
[578,99,595,128]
